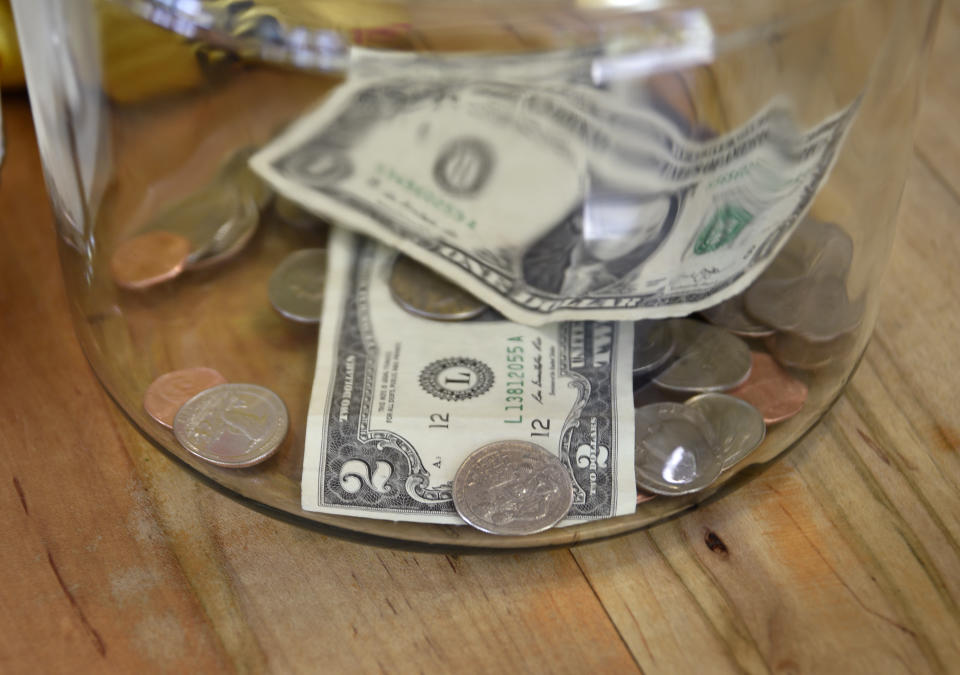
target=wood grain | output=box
[0,4,958,673]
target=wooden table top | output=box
[2,7,959,673]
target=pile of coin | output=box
[144,368,288,469]
[111,147,271,290]
[724,219,862,371]
[131,200,854,530]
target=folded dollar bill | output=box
[252,71,858,325]
[301,229,636,524]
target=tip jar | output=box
[11,0,942,546]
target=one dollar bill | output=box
[302,229,636,524]
[252,76,858,325]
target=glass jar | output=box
[12,0,941,547]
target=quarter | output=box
[173,383,288,468]
[653,319,752,393]
[452,440,573,536]
[685,393,766,471]
[634,402,722,496]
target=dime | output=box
[685,393,766,471]
[268,248,327,323]
[728,352,808,424]
[143,367,228,428]
[452,440,573,536]
[634,402,722,496]
[700,294,775,338]
[633,320,675,375]
[139,183,260,270]
[173,383,288,468]
[389,254,487,321]
[274,195,328,233]
[111,231,191,290]
[653,319,752,393]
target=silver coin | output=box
[765,331,858,371]
[745,275,863,342]
[218,146,274,211]
[653,319,752,393]
[634,402,722,496]
[782,218,853,280]
[633,320,675,375]
[700,293,775,338]
[389,254,487,321]
[268,248,327,323]
[453,440,573,536]
[685,393,766,471]
[274,195,329,233]
[173,383,288,468]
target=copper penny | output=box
[636,490,657,505]
[111,231,191,290]
[144,367,228,428]
[728,352,808,424]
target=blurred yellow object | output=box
[0,0,24,89]
[98,0,207,104]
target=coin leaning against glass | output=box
[389,254,488,321]
[268,248,327,323]
[218,146,274,211]
[111,231,191,290]
[138,182,260,270]
[173,383,288,468]
[653,319,752,393]
[634,402,722,496]
[685,393,766,471]
[452,440,573,536]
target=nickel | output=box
[452,440,573,536]
[389,254,487,321]
[173,383,288,468]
